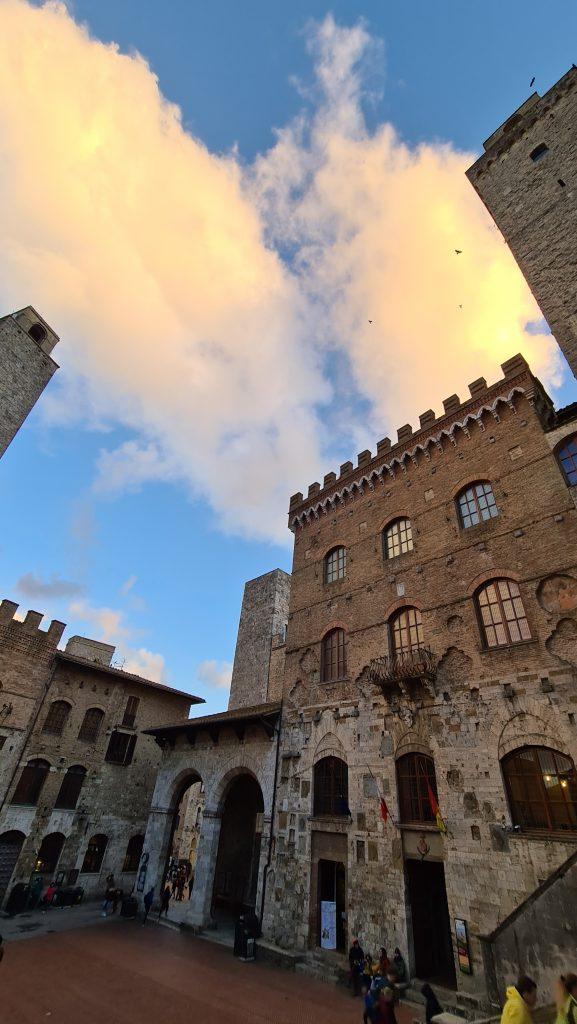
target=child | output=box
[362,984,376,1024]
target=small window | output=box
[530,143,549,162]
[321,628,346,682]
[324,546,346,583]
[122,834,144,872]
[558,435,577,487]
[122,696,140,728]
[42,700,71,736]
[55,765,86,810]
[476,578,531,648]
[397,753,438,824]
[457,481,498,529]
[313,756,349,816]
[35,832,65,875]
[502,747,577,832]
[81,834,108,873]
[28,322,47,344]
[11,758,50,806]
[78,708,104,743]
[390,607,423,656]
[105,730,137,766]
[383,518,413,559]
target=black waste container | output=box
[55,885,84,907]
[120,895,138,918]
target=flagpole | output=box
[364,764,399,829]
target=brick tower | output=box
[0,306,60,457]
[467,68,577,378]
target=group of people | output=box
[349,941,407,1023]
[502,974,577,1024]
[165,859,193,902]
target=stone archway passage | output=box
[0,830,26,903]
[212,774,264,918]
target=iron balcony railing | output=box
[367,646,438,691]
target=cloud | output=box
[196,659,233,690]
[16,571,85,600]
[67,597,165,682]
[121,646,166,683]
[0,4,564,544]
[68,598,130,644]
[120,574,138,595]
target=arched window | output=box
[122,834,144,873]
[476,579,531,648]
[502,747,577,832]
[313,756,349,817]
[324,546,346,583]
[557,435,577,487]
[390,607,423,656]
[35,832,65,875]
[457,481,498,529]
[11,758,50,806]
[383,518,413,559]
[321,628,346,682]
[397,753,438,824]
[81,834,108,873]
[55,765,86,810]
[42,700,71,736]
[28,322,48,344]
[78,708,104,742]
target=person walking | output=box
[349,938,365,996]
[159,885,170,918]
[142,886,154,926]
[501,976,537,1024]
[556,974,577,1024]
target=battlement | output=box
[288,354,550,528]
[0,598,65,646]
[467,66,577,178]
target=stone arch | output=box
[394,723,432,760]
[313,730,347,764]
[497,710,571,760]
[204,752,272,816]
[154,763,204,813]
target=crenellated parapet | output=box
[288,354,552,531]
[0,598,65,653]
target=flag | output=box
[427,781,447,834]
[379,796,389,823]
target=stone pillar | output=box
[184,810,222,928]
[142,807,174,895]
[255,815,271,922]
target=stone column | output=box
[254,815,271,923]
[142,807,173,896]
[184,809,222,928]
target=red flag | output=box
[379,796,389,823]
[426,781,447,833]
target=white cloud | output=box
[120,574,138,596]
[0,3,564,545]
[120,646,166,683]
[16,571,84,600]
[68,598,130,644]
[196,659,233,691]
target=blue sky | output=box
[0,0,576,715]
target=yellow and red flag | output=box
[426,781,447,834]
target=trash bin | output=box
[120,895,138,918]
[54,885,84,907]
[233,914,256,961]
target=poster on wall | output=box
[320,900,337,950]
[455,918,472,974]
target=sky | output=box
[0,0,576,715]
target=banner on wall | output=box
[320,900,337,950]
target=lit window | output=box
[457,482,498,529]
[81,834,108,873]
[391,607,423,656]
[476,579,531,648]
[321,628,346,682]
[324,546,346,583]
[558,435,577,487]
[42,700,71,736]
[503,747,577,832]
[383,518,413,559]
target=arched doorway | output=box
[0,830,26,904]
[161,773,203,916]
[212,774,264,920]
[35,833,66,877]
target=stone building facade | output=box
[0,306,59,457]
[0,604,196,906]
[466,68,577,379]
[261,353,577,999]
[141,569,288,930]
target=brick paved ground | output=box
[1,919,419,1024]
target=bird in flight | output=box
[454,249,462,254]
[530,76,535,87]
[368,320,373,324]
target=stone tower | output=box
[228,568,290,710]
[0,306,60,457]
[466,68,577,378]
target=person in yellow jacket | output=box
[501,976,538,1024]
[555,974,577,1024]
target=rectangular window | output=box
[122,696,140,728]
[356,840,365,863]
[105,731,137,766]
